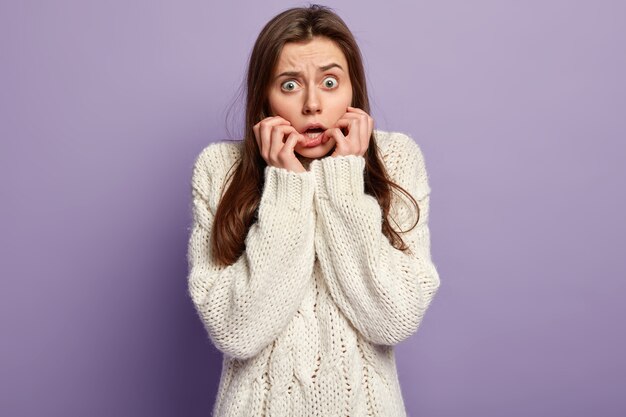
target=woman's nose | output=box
[303,89,321,114]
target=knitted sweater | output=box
[187,130,441,417]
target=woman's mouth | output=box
[302,128,328,147]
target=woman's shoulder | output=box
[374,129,426,167]
[196,139,243,168]
[374,129,431,198]
[193,140,243,178]
[191,140,243,198]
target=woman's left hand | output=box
[323,106,374,157]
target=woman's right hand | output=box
[253,116,307,173]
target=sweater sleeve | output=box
[309,133,441,346]
[187,144,316,360]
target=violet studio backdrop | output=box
[1,0,625,416]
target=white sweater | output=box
[187,130,441,417]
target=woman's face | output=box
[267,36,353,159]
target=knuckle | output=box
[261,117,274,127]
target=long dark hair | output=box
[212,4,420,266]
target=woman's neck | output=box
[297,148,334,170]
[299,156,314,170]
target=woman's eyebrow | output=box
[275,63,344,79]
[319,63,343,72]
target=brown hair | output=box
[213,4,420,266]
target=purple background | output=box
[2,1,625,416]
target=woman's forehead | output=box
[275,37,348,73]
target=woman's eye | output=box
[323,76,338,89]
[281,80,298,91]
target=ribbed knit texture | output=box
[187,130,441,417]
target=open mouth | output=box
[300,127,329,148]
[304,127,324,139]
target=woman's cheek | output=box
[273,105,293,122]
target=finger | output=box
[329,118,345,138]
[346,108,373,152]
[254,117,272,153]
[283,131,302,156]
[344,108,370,132]
[347,106,369,116]
[335,109,359,129]
[260,116,291,141]
[359,114,368,150]
[337,112,361,119]
[333,118,352,129]
[255,115,289,137]
[363,117,374,154]
[323,127,346,150]
[259,117,291,158]
[332,118,357,140]
[253,123,261,149]
[345,107,371,131]
[269,125,297,162]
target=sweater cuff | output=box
[311,154,366,200]
[262,165,315,211]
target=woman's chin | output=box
[295,138,335,159]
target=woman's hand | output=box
[253,116,307,173]
[323,106,374,157]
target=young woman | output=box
[187,4,441,417]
